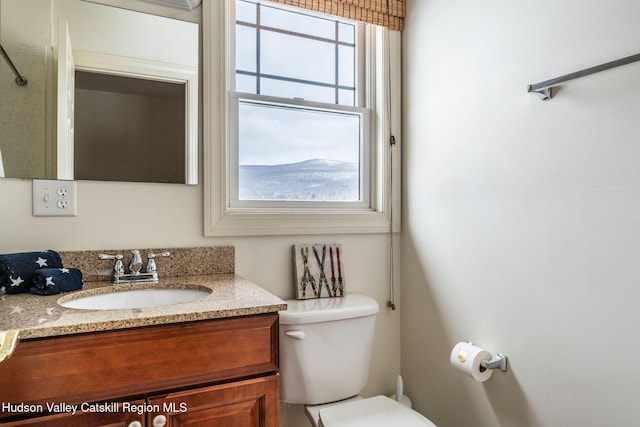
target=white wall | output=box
[0,178,399,426]
[402,0,640,426]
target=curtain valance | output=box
[266,0,406,31]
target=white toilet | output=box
[279,294,437,427]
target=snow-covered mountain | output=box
[239,159,359,201]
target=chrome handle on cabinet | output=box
[153,415,167,427]
[285,330,306,340]
[128,422,142,427]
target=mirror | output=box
[0,0,199,184]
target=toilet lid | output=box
[318,395,437,427]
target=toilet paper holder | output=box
[480,353,508,372]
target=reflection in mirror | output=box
[0,1,50,179]
[75,72,186,183]
[0,0,199,184]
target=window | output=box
[235,103,364,204]
[231,0,369,208]
[204,0,401,235]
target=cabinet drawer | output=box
[0,314,278,418]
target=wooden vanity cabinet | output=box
[0,314,280,427]
[1,401,145,427]
[147,375,279,427]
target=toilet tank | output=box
[279,294,379,405]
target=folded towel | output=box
[0,250,64,294]
[30,268,84,295]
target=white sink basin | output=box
[58,286,211,310]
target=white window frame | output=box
[204,0,401,236]
[229,93,371,210]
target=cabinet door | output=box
[147,375,279,427]
[2,401,145,427]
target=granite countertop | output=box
[0,274,287,340]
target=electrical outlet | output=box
[33,179,77,216]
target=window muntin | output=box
[235,0,357,106]
[232,0,368,207]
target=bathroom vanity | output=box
[0,261,286,427]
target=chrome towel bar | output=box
[528,52,640,100]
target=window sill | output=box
[205,207,394,236]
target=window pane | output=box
[260,78,335,104]
[338,45,355,87]
[236,25,256,74]
[338,89,355,106]
[238,101,361,201]
[235,0,359,107]
[236,0,257,24]
[339,22,355,44]
[260,3,335,40]
[260,30,335,85]
[236,73,256,93]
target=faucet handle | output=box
[146,251,170,273]
[98,253,124,276]
[147,251,171,258]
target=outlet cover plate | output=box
[33,179,77,216]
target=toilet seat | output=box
[305,396,364,426]
[316,395,437,427]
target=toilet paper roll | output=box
[450,342,493,382]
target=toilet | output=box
[279,294,437,427]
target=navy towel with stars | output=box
[30,268,84,295]
[0,250,64,294]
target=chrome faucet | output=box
[99,250,171,284]
[129,250,143,275]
